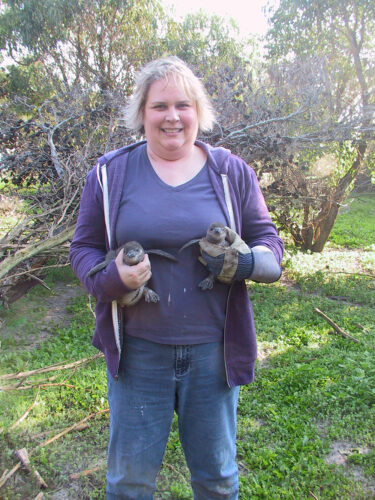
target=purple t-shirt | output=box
[115,144,229,344]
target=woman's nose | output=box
[166,107,180,121]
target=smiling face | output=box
[142,76,199,161]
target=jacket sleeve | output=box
[237,160,284,267]
[69,167,132,303]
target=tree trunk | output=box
[310,141,367,252]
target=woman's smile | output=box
[161,127,183,133]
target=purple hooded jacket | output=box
[69,140,284,387]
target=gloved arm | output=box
[202,250,254,282]
[202,244,281,284]
[250,245,282,283]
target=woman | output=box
[69,56,284,500]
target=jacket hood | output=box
[97,139,232,175]
[195,140,232,175]
[97,140,147,166]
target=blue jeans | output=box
[106,335,240,500]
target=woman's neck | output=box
[146,144,207,187]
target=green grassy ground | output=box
[0,194,374,499]
[329,194,375,249]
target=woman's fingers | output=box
[115,250,152,288]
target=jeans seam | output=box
[175,345,191,378]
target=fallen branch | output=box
[314,308,359,342]
[0,353,104,381]
[1,373,59,391]
[38,408,109,449]
[0,409,109,489]
[31,422,89,441]
[25,272,51,291]
[87,294,96,318]
[0,462,22,488]
[2,263,70,282]
[309,492,320,500]
[70,465,103,480]
[15,448,47,489]
[34,493,44,500]
[163,462,189,483]
[325,271,375,279]
[1,382,76,392]
[0,469,9,482]
[1,367,78,392]
[9,386,40,430]
[0,225,75,281]
[355,322,371,334]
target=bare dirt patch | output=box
[325,441,369,466]
[325,440,375,497]
[0,280,87,350]
[39,281,87,331]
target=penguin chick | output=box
[205,222,231,247]
[87,241,177,306]
[179,222,231,291]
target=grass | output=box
[0,193,374,499]
[329,194,375,249]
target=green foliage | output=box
[266,0,375,61]
[329,195,375,248]
[238,261,375,498]
[164,11,250,77]
[1,59,55,107]
[331,141,358,187]
[0,0,82,53]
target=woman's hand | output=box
[115,250,152,289]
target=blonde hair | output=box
[124,56,215,133]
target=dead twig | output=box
[15,448,47,489]
[87,294,96,319]
[325,271,375,279]
[355,322,371,334]
[309,492,320,500]
[1,382,76,392]
[70,465,103,480]
[0,353,104,381]
[314,308,359,342]
[9,386,40,431]
[38,408,109,449]
[30,422,89,441]
[1,366,78,391]
[25,272,51,291]
[1,373,59,391]
[0,462,22,488]
[163,462,189,483]
[0,469,9,482]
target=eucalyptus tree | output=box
[1,0,167,93]
[264,0,375,251]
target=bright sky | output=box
[162,0,279,38]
